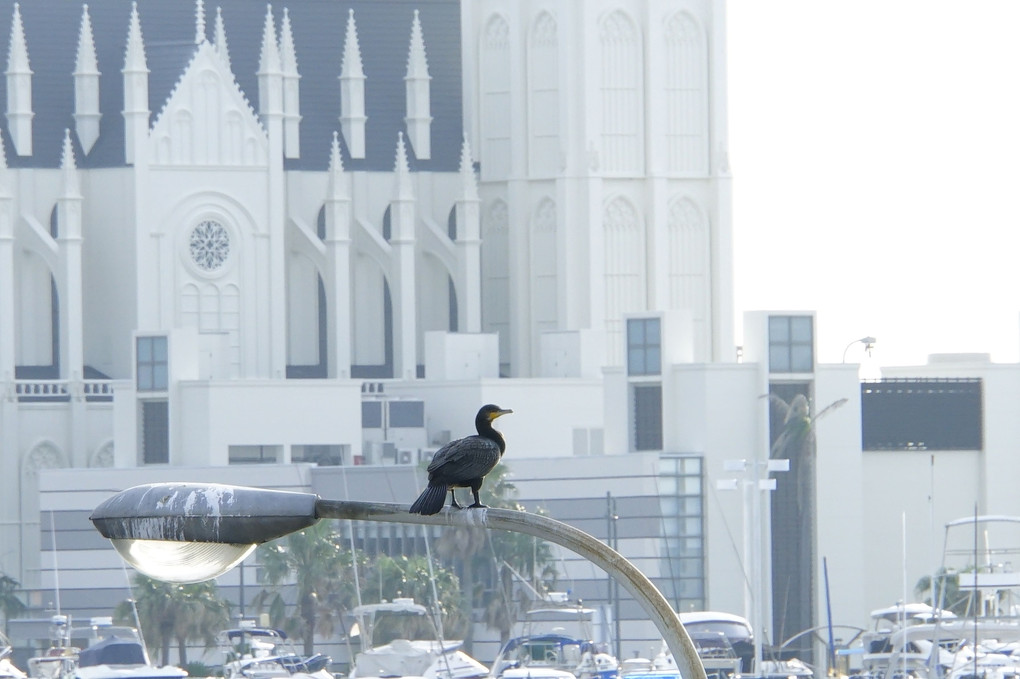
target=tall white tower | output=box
[463,0,733,377]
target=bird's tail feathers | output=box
[409,484,448,515]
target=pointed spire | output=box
[404,9,431,159]
[7,4,30,74]
[194,0,206,45]
[74,5,101,155]
[75,5,99,75]
[214,7,231,71]
[327,131,347,199]
[60,129,81,198]
[394,132,412,199]
[6,3,33,156]
[459,135,478,201]
[339,9,366,159]
[279,8,297,75]
[406,9,429,79]
[341,9,364,78]
[124,2,147,73]
[258,5,281,74]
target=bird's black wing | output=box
[427,435,501,483]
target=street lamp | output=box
[841,336,876,363]
[90,482,708,679]
[718,458,789,678]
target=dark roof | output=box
[0,0,462,171]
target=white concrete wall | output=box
[175,380,364,466]
[384,378,604,458]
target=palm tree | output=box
[363,554,467,643]
[435,463,556,652]
[0,574,27,636]
[253,520,354,657]
[482,520,558,646]
[171,580,232,665]
[115,574,232,666]
[915,569,974,617]
[765,392,847,652]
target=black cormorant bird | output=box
[408,404,513,515]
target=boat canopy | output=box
[78,637,147,667]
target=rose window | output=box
[189,220,230,271]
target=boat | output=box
[625,611,818,679]
[619,632,741,679]
[856,603,957,679]
[0,631,27,679]
[489,595,619,679]
[25,615,77,679]
[861,516,1020,679]
[347,598,488,679]
[219,623,332,679]
[68,618,187,679]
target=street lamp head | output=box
[90,483,319,583]
[842,335,877,363]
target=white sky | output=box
[727,2,1020,367]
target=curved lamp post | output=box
[91,482,707,679]
[841,336,876,363]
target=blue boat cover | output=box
[78,637,147,667]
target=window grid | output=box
[768,315,813,373]
[659,455,705,611]
[136,336,168,391]
[627,317,662,376]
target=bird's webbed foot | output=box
[468,502,488,509]
[449,491,463,509]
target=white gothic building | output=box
[12,0,1018,672]
[2,0,732,589]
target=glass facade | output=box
[658,455,705,611]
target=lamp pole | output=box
[91,482,708,679]
[841,336,876,363]
[719,458,788,677]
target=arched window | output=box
[665,13,709,175]
[600,11,643,174]
[530,198,558,343]
[482,200,510,369]
[528,12,560,176]
[668,197,709,358]
[480,15,512,180]
[603,197,645,363]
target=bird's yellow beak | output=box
[490,408,513,420]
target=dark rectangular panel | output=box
[861,378,982,451]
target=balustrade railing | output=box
[12,379,114,403]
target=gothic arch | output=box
[599,10,643,174]
[21,440,67,478]
[481,199,510,366]
[418,250,457,343]
[527,11,560,176]
[530,197,558,342]
[480,14,512,180]
[89,440,114,468]
[668,196,709,356]
[603,195,646,364]
[665,12,709,175]
[287,250,326,374]
[14,250,58,371]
